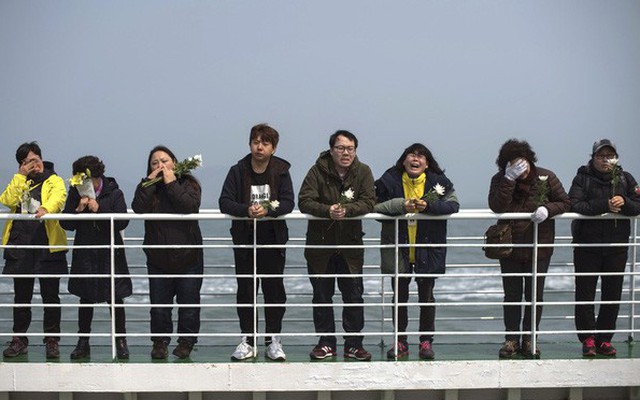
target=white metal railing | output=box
[0,210,638,359]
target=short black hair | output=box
[250,123,279,147]
[495,139,537,172]
[329,130,358,148]
[15,142,41,164]
[72,155,105,178]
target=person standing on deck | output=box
[299,130,375,361]
[1,142,67,359]
[488,139,570,358]
[374,143,459,360]
[569,139,640,357]
[219,123,295,361]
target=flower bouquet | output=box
[69,169,96,199]
[142,154,202,188]
[533,175,549,206]
[338,188,355,207]
[422,183,445,203]
[260,199,280,211]
[608,158,622,227]
[19,179,40,214]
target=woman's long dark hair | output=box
[394,143,444,175]
[146,145,201,190]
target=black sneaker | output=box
[498,339,520,359]
[344,346,372,361]
[151,340,169,359]
[419,341,435,360]
[309,344,336,360]
[116,338,129,360]
[45,338,60,359]
[172,341,194,359]
[386,340,409,359]
[70,338,90,360]
[596,341,617,357]
[3,337,28,358]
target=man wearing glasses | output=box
[298,130,375,361]
[569,139,640,357]
[1,142,67,359]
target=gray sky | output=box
[1,0,639,208]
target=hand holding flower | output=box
[248,203,267,219]
[330,203,346,220]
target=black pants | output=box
[77,297,126,337]
[391,275,435,343]
[499,257,550,341]
[13,277,61,344]
[234,248,286,346]
[309,253,364,349]
[574,249,627,343]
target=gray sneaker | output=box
[265,336,286,361]
[231,336,257,361]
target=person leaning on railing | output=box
[569,138,640,358]
[131,145,204,360]
[374,143,460,361]
[219,123,295,362]
[60,155,132,360]
[1,141,68,360]
[488,139,570,359]
[298,129,376,361]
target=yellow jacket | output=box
[1,172,67,252]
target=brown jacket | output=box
[488,166,570,262]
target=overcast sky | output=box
[1,1,639,209]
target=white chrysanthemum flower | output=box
[607,157,619,166]
[343,188,355,200]
[538,175,548,182]
[270,200,280,210]
[434,183,445,195]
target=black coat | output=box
[61,177,132,302]
[131,175,203,272]
[569,162,640,253]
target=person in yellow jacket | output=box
[1,142,67,359]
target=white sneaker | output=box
[231,336,257,361]
[266,336,286,361]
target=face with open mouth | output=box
[330,134,356,172]
[402,152,428,178]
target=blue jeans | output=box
[148,263,203,345]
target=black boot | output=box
[70,338,90,359]
[116,338,129,360]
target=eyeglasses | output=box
[333,146,356,154]
[594,154,616,160]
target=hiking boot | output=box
[70,338,90,360]
[266,337,286,361]
[582,336,596,357]
[115,338,129,360]
[596,341,617,357]
[344,346,372,361]
[231,336,257,361]
[419,341,435,360]
[172,341,194,359]
[45,338,60,359]
[499,339,520,359]
[3,337,28,358]
[386,340,409,359]
[309,344,337,360]
[521,338,541,358]
[151,340,168,359]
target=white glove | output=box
[505,159,528,181]
[531,206,549,224]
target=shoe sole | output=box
[266,355,286,361]
[231,353,257,361]
[310,353,336,360]
[387,352,409,360]
[344,354,371,361]
[3,349,28,358]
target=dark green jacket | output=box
[298,151,375,274]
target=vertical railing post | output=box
[110,216,117,359]
[252,217,258,348]
[531,220,539,356]
[629,218,638,343]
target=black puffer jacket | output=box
[131,175,203,272]
[569,162,640,253]
[489,166,570,262]
[61,177,132,301]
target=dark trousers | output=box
[391,275,435,343]
[13,277,61,344]
[309,254,364,349]
[499,257,550,341]
[77,297,126,337]
[235,248,286,346]
[148,263,203,345]
[574,249,627,343]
